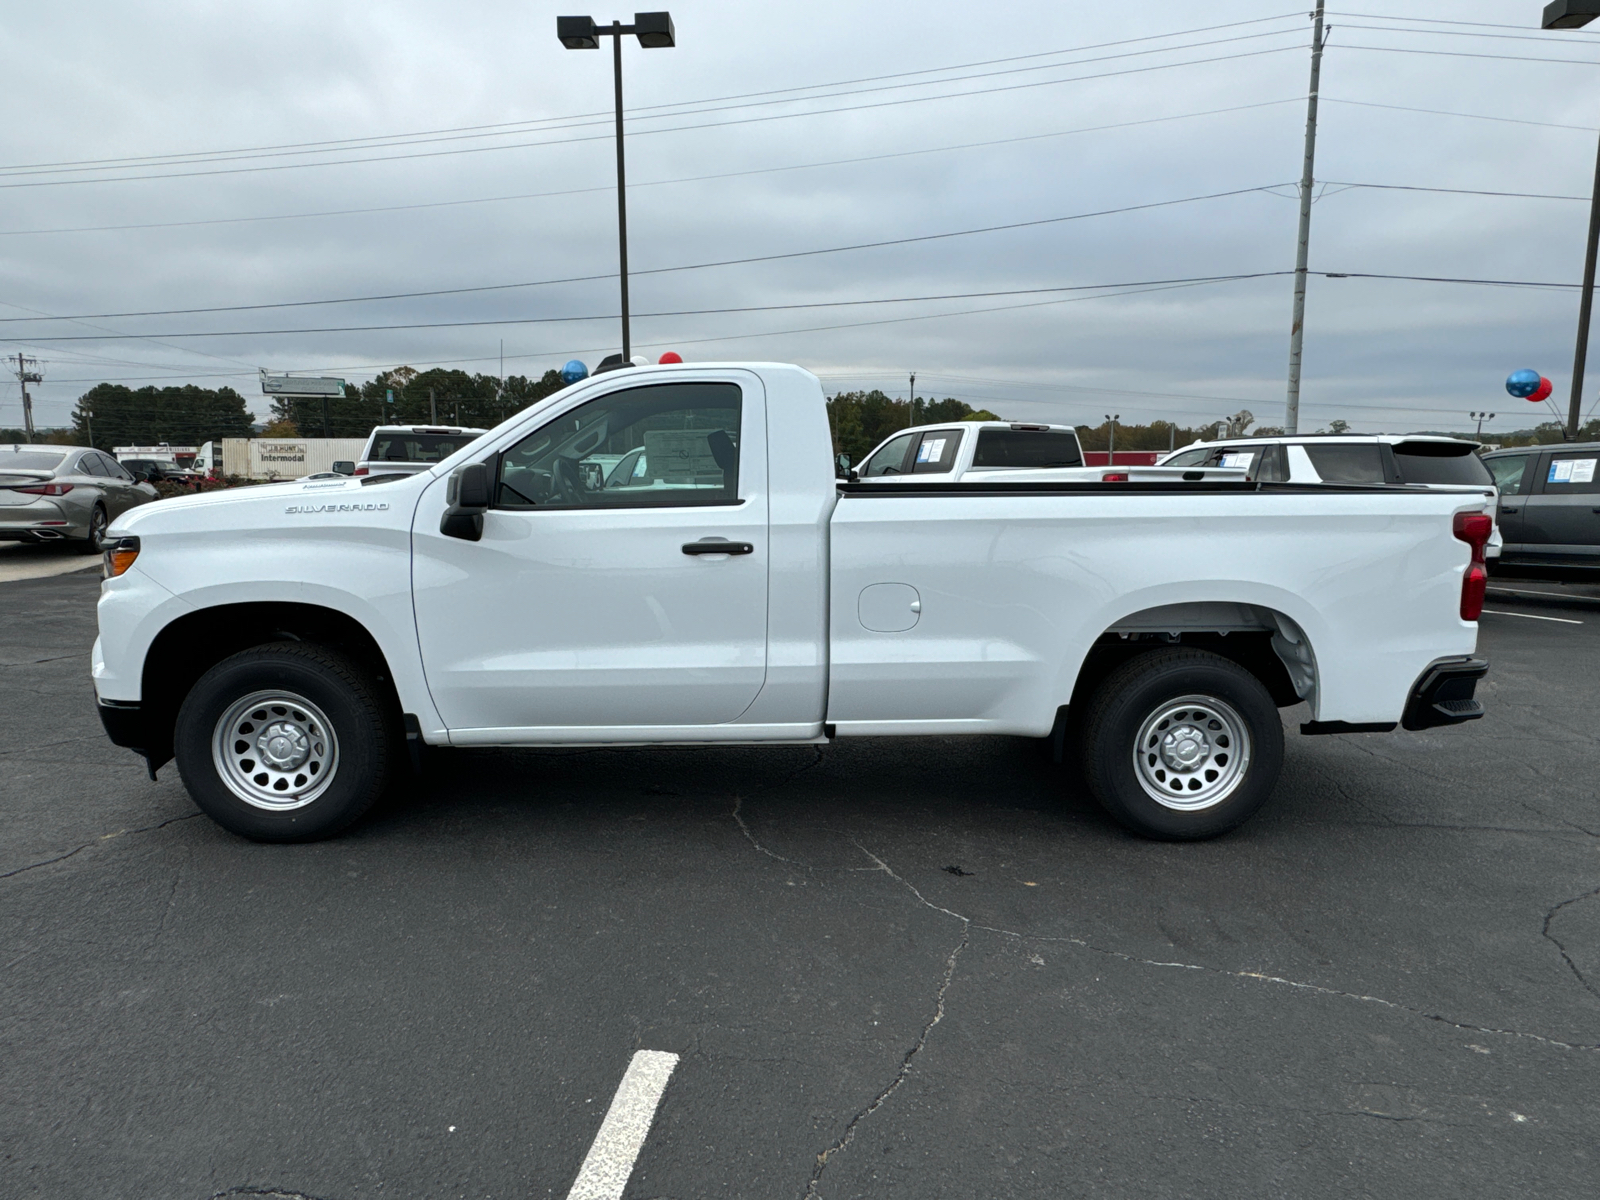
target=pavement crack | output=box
[0,812,201,884]
[1542,883,1600,1002]
[803,845,969,1200]
[729,747,825,867]
[209,1189,338,1200]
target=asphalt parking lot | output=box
[3,565,1599,1200]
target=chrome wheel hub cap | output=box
[1133,694,1251,811]
[212,690,338,811]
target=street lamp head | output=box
[634,11,675,47]
[1543,1,1600,29]
[557,15,600,48]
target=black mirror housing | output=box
[441,462,491,541]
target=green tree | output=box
[70,383,254,451]
[269,367,569,436]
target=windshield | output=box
[1163,448,1208,467]
[370,433,480,463]
[0,449,67,471]
[972,429,1083,469]
[1392,442,1493,485]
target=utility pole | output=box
[908,371,916,426]
[1284,0,1327,436]
[9,354,42,443]
[429,387,437,425]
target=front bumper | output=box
[97,698,148,751]
[1401,657,1489,731]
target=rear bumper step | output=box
[1401,657,1489,731]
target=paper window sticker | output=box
[916,442,931,463]
[1550,460,1575,483]
[1572,458,1597,484]
[927,438,946,462]
[1220,452,1255,469]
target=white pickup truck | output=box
[93,362,1492,844]
[851,420,1245,484]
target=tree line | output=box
[8,375,1594,455]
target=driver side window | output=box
[495,381,742,509]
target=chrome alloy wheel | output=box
[211,690,339,811]
[1132,693,1252,811]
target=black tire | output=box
[74,504,107,555]
[174,642,392,842]
[1079,648,1284,840]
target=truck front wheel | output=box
[1079,648,1284,840]
[173,643,392,841]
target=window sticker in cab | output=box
[1549,457,1597,484]
[917,437,947,464]
[1220,451,1256,470]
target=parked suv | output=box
[0,445,157,552]
[1160,434,1502,557]
[1480,442,1600,570]
[355,425,487,477]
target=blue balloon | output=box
[1506,368,1541,398]
[560,359,589,385]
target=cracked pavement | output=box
[3,570,1599,1198]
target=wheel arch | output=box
[137,601,405,772]
[1067,600,1318,718]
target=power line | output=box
[1336,42,1600,68]
[0,13,1307,176]
[1321,180,1589,202]
[1329,11,1600,37]
[1333,21,1600,48]
[0,97,1303,239]
[0,273,1293,342]
[0,185,1291,323]
[0,43,1306,190]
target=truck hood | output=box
[107,473,429,537]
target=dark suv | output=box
[1481,442,1600,570]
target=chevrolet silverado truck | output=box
[92,362,1492,843]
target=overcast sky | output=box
[5,1,1600,436]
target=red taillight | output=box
[353,467,368,476]
[1101,471,1130,482]
[12,482,73,496]
[1454,511,1493,621]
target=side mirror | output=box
[331,460,355,476]
[440,462,491,541]
[836,452,855,479]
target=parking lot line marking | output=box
[565,1049,679,1200]
[1487,586,1598,602]
[1480,609,1583,625]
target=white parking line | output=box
[565,1050,679,1200]
[1480,609,1583,625]
[1487,586,1598,602]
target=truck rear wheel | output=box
[1079,648,1283,840]
[174,642,392,841]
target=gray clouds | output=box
[2,1,1598,437]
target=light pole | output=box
[558,12,676,365]
[1540,1,1600,439]
[1469,410,1496,439]
[1105,413,1120,459]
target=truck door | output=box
[411,376,770,733]
[1520,449,1600,563]
[1484,452,1534,550]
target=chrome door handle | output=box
[682,540,754,555]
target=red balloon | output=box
[658,351,683,364]
[1529,376,1553,403]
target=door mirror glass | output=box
[331,460,355,476]
[836,452,851,475]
